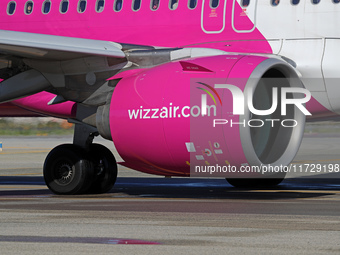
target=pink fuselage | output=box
[0,0,272,52]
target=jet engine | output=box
[108,55,308,186]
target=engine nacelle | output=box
[109,55,306,177]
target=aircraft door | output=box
[232,0,257,33]
[201,0,227,34]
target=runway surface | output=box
[0,134,340,254]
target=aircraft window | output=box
[188,0,197,9]
[312,0,320,4]
[241,0,250,7]
[7,1,16,15]
[170,0,178,9]
[60,0,69,13]
[133,0,141,10]
[151,0,159,10]
[42,0,51,14]
[291,0,299,4]
[114,0,123,11]
[96,0,105,12]
[78,0,87,13]
[333,0,340,3]
[271,0,280,6]
[25,1,34,14]
[210,0,219,8]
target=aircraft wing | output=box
[0,30,130,107]
[0,30,125,60]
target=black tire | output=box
[87,144,118,194]
[43,144,94,195]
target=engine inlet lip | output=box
[239,58,306,168]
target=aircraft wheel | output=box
[43,144,94,195]
[87,144,118,194]
[226,173,286,188]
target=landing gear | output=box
[43,121,118,195]
[43,143,118,195]
[43,144,94,195]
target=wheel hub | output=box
[55,163,74,185]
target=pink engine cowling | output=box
[109,55,306,177]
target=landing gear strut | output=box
[43,123,117,195]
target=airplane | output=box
[0,0,339,194]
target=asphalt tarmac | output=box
[0,134,339,254]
